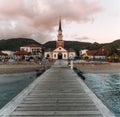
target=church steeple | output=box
[57,18,63,41]
[56,18,64,48]
[58,18,62,31]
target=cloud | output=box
[0,0,102,43]
[73,35,95,42]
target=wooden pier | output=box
[0,60,115,117]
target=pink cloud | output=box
[0,0,25,18]
[0,0,102,43]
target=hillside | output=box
[43,40,120,56]
[43,41,105,50]
[44,40,92,50]
[43,41,103,54]
[103,39,120,56]
[0,38,41,51]
[0,38,120,57]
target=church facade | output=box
[44,19,76,60]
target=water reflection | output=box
[84,73,120,117]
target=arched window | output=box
[47,54,50,58]
[58,53,62,59]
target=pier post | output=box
[70,60,73,70]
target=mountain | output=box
[44,41,91,53]
[0,38,41,51]
[43,41,56,49]
[43,41,105,50]
[0,38,120,57]
[103,39,120,56]
[43,41,103,55]
[43,40,120,56]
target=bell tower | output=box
[56,18,64,48]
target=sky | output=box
[0,0,120,44]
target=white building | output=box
[79,49,88,58]
[44,19,76,60]
[20,44,42,55]
[2,50,14,56]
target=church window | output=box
[54,54,56,58]
[59,48,61,50]
[47,54,50,58]
[64,54,66,58]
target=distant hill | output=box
[43,41,105,50]
[0,38,120,57]
[0,38,41,51]
[43,41,92,50]
[43,41,56,49]
[43,41,103,55]
[103,39,120,56]
[43,39,120,56]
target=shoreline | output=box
[0,62,52,74]
[0,62,120,74]
[73,62,120,74]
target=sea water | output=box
[83,73,120,117]
[0,72,37,109]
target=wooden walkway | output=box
[0,60,115,117]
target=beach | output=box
[73,62,120,73]
[0,61,120,74]
[0,62,52,74]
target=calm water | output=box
[0,72,37,109]
[83,73,120,117]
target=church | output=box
[44,19,76,60]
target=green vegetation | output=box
[0,38,120,58]
[44,41,92,55]
[103,40,120,62]
[43,41,56,49]
[43,39,120,58]
[0,38,41,51]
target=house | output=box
[44,19,76,60]
[0,51,8,56]
[80,48,106,61]
[2,50,14,56]
[79,49,88,58]
[20,44,42,55]
[86,50,97,60]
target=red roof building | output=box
[20,44,42,55]
[86,50,97,56]
[0,51,8,56]
[85,48,106,60]
[14,50,30,55]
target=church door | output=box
[58,53,62,59]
